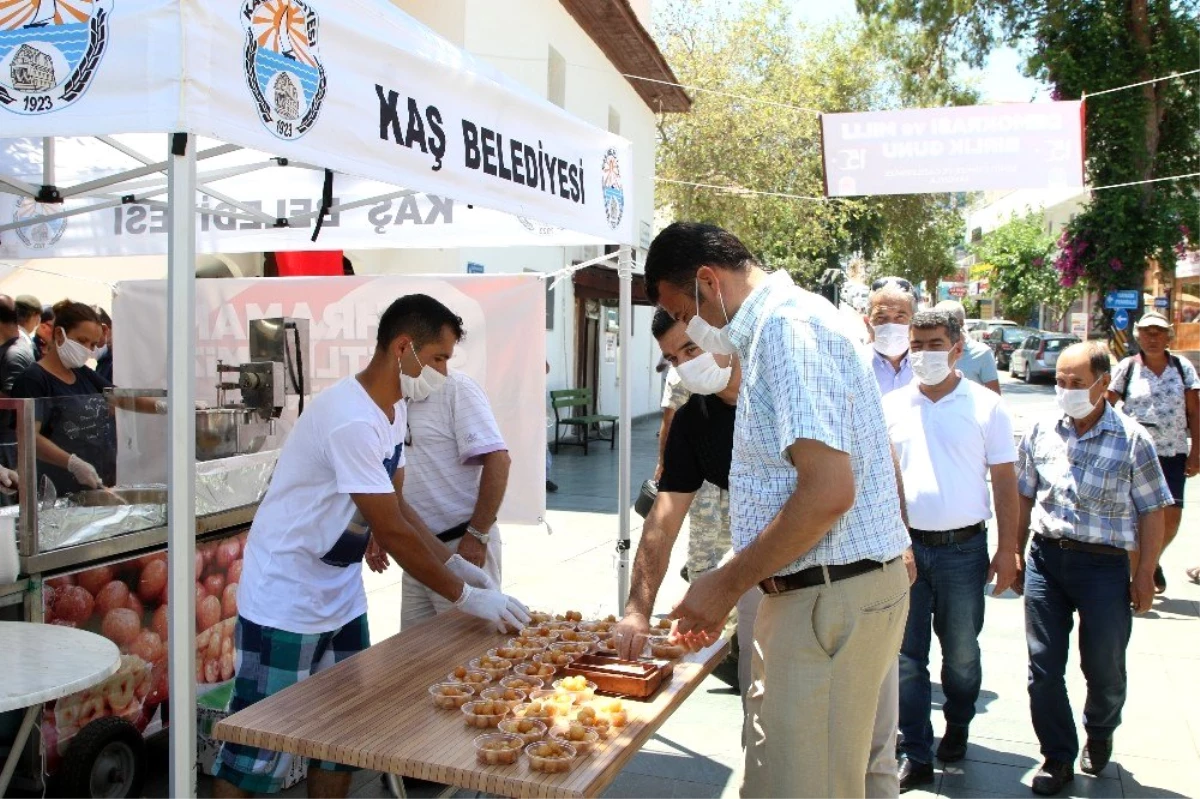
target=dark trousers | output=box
[1025,540,1132,763]
[898,533,989,764]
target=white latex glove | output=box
[445,553,499,591]
[0,466,17,494]
[66,454,103,489]
[454,584,531,633]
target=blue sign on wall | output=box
[1113,309,1130,330]
[1104,290,1139,310]
[466,262,485,274]
[1154,296,1169,309]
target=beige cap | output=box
[1135,310,1171,329]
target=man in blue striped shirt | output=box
[645,222,911,798]
[1017,341,1171,796]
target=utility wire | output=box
[1083,69,1200,98]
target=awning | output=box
[572,264,650,305]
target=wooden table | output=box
[214,612,729,798]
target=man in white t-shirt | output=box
[214,294,530,799]
[393,369,511,627]
[882,309,1019,792]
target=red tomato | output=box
[195,551,204,581]
[76,565,114,597]
[129,630,164,663]
[95,581,131,617]
[196,595,221,633]
[125,592,145,619]
[216,538,241,570]
[138,559,168,603]
[45,575,75,590]
[227,559,243,585]
[101,608,142,647]
[203,574,225,599]
[53,585,95,625]
[151,604,169,642]
[221,583,238,619]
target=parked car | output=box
[978,319,1018,343]
[1009,333,1081,382]
[990,326,1039,370]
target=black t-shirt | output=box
[0,335,35,394]
[10,363,115,494]
[658,393,736,494]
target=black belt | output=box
[437,522,469,543]
[909,522,985,547]
[759,557,896,595]
[1033,534,1127,557]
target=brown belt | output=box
[909,523,984,547]
[759,557,897,596]
[1033,534,1127,558]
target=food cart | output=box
[0,1,639,795]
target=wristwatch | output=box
[466,524,490,544]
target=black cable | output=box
[285,322,305,416]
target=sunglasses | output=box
[871,276,914,294]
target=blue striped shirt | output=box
[727,271,910,574]
[1017,404,1173,550]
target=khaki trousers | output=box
[742,557,909,799]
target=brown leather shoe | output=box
[1031,759,1074,796]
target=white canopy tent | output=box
[0,1,636,793]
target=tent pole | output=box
[616,245,633,611]
[41,137,54,188]
[166,132,198,798]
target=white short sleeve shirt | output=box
[238,377,406,634]
[883,377,1017,531]
[402,371,507,534]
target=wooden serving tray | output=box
[563,654,674,699]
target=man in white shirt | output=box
[865,278,917,394]
[934,300,1001,394]
[882,310,1020,792]
[645,222,911,798]
[388,369,511,628]
[214,294,529,799]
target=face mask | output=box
[1055,377,1102,420]
[685,279,738,356]
[910,350,953,386]
[55,329,94,370]
[872,323,910,358]
[675,353,732,395]
[399,347,446,402]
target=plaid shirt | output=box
[727,271,909,574]
[1017,404,1173,551]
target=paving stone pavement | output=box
[172,410,1198,798]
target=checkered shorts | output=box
[213,614,369,794]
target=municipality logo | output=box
[0,0,113,115]
[241,0,326,141]
[601,148,624,230]
[13,196,66,249]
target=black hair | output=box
[651,308,678,340]
[14,298,40,324]
[910,310,961,344]
[376,294,464,352]
[644,222,755,304]
[51,300,99,334]
[40,306,55,324]
[95,307,112,327]
[0,302,17,327]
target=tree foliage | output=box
[652,0,966,289]
[972,212,1083,326]
[857,0,1200,330]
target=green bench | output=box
[550,388,618,455]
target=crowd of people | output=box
[0,293,119,496]
[615,222,1198,798]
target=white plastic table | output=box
[0,621,121,795]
